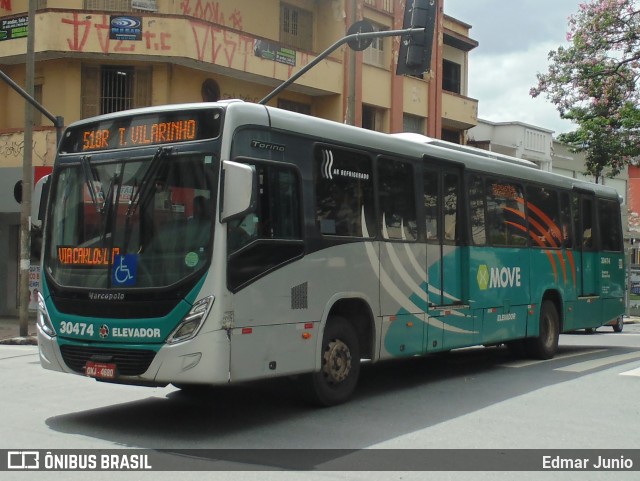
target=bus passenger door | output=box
[424,163,470,352]
[576,193,601,325]
[378,157,426,359]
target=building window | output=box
[278,99,311,115]
[525,129,546,153]
[441,129,460,144]
[84,0,130,10]
[364,0,394,13]
[403,114,425,134]
[280,3,313,51]
[81,65,151,119]
[442,59,461,94]
[362,105,385,132]
[83,0,156,11]
[101,66,134,114]
[363,22,387,68]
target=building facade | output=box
[467,119,554,172]
[0,0,478,315]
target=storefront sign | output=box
[109,16,142,41]
[0,16,28,41]
[254,39,296,67]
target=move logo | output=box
[477,264,522,290]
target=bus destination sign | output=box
[82,119,196,151]
[60,109,222,153]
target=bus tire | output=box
[303,317,360,407]
[525,300,559,360]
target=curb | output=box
[0,336,38,346]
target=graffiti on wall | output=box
[0,131,55,167]
[0,138,23,159]
[190,23,253,68]
[221,92,260,103]
[57,8,311,82]
[62,13,171,53]
[180,0,243,30]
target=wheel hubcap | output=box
[322,339,352,384]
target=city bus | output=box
[36,101,625,405]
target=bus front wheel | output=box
[525,300,559,360]
[303,317,360,407]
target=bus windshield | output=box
[45,150,217,289]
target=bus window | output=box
[598,199,623,252]
[526,186,561,248]
[227,161,303,290]
[559,192,573,248]
[315,146,375,237]
[571,194,580,247]
[486,179,526,246]
[424,169,461,244]
[378,158,417,241]
[228,163,301,252]
[443,172,460,243]
[468,174,486,245]
[582,197,595,250]
[424,169,439,242]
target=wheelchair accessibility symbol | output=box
[112,254,138,286]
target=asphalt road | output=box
[1,324,640,481]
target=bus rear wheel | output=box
[525,300,559,360]
[303,318,360,407]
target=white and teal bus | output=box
[37,101,625,405]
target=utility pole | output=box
[19,0,36,337]
[346,0,357,126]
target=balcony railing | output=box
[364,0,394,14]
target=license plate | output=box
[85,361,116,379]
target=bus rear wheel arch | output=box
[525,299,560,360]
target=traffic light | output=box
[396,0,437,76]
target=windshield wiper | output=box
[80,155,103,213]
[100,170,123,243]
[126,146,172,218]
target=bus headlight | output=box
[37,292,56,337]
[167,296,214,344]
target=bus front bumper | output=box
[37,326,231,386]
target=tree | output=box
[530,0,640,181]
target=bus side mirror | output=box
[220,160,257,223]
[31,174,51,229]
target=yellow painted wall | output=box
[41,60,81,124]
[361,64,390,108]
[2,65,25,129]
[402,76,430,117]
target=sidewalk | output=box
[0,315,38,345]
